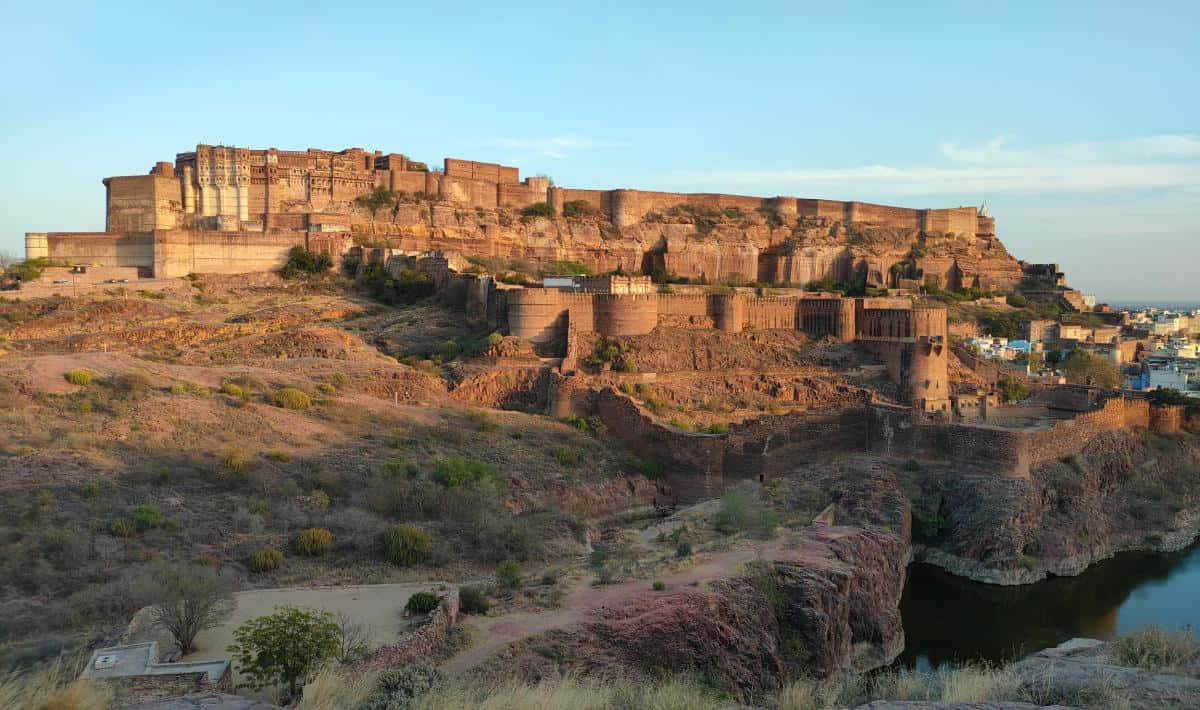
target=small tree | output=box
[355,186,396,234]
[997,376,1030,403]
[148,565,236,654]
[227,606,340,698]
[1063,349,1121,388]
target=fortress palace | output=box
[26,143,1018,290]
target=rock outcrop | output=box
[915,429,1200,584]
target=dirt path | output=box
[442,537,784,676]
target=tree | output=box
[997,376,1030,403]
[148,565,235,655]
[227,606,340,699]
[1063,349,1121,389]
[354,186,396,234]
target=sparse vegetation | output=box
[458,585,491,614]
[1108,625,1200,670]
[520,202,556,220]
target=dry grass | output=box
[1108,625,1200,671]
[297,665,378,710]
[0,659,112,710]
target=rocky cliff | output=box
[912,428,1200,584]
[366,201,1026,290]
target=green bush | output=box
[551,445,580,467]
[432,457,499,488]
[280,246,333,279]
[382,523,431,566]
[676,541,693,558]
[220,382,244,398]
[65,369,92,386]
[274,387,311,410]
[250,547,284,573]
[132,505,163,531]
[652,581,666,591]
[405,591,443,615]
[459,585,490,614]
[998,376,1030,403]
[295,528,334,556]
[520,202,555,219]
[496,559,522,591]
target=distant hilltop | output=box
[27,143,1060,296]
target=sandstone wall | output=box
[152,229,307,278]
[594,387,725,500]
[40,232,155,270]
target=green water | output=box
[898,542,1200,670]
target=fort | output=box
[26,143,1035,291]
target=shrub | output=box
[382,523,431,566]
[65,369,92,386]
[496,559,522,591]
[676,541,693,558]
[459,585,491,614]
[308,490,331,510]
[132,505,163,531]
[405,591,442,615]
[540,569,559,585]
[249,547,284,573]
[220,447,248,474]
[432,457,498,488]
[551,445,580,467]
[220,382,244,398]
[295,528,334,556]
[274,387,312,410]
[280,246,333,279]
[901,458,922,472]
[520,202,555,220]
[109,517,135,538]
[652,581,666,591]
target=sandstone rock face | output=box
[772,526,909,677]
[371,206,1026,289]
[916,428,1200,584]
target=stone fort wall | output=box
[28,142,997,280]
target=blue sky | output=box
[2,1,1196,301]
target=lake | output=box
[898,542,1200,670]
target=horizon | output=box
[2,1,1197,301]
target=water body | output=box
[897,542,1200,670]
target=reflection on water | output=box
[898,542,1200,670]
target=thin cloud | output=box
[665,134,1200,195]
[488,134,630,159]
